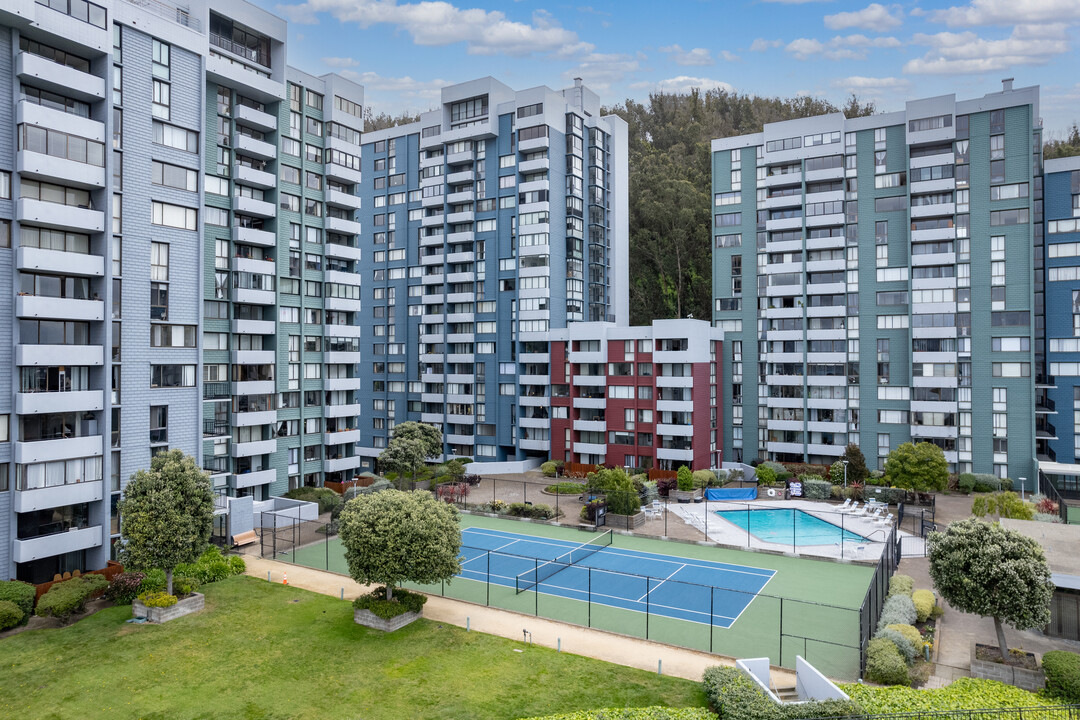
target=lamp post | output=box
[1019,476,1027,501]
[843,459,849,489]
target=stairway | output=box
[775,686,800,703]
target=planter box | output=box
[606,511,646,530]
[133,592,205,623]
[970,644,1045,692]
[672,489,699,503]
[411,480,431,491]
[354,607,422,632]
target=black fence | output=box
[1040,469,1072,523]
[797,706,1080,720]
[856,523,901,677]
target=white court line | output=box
[636,564,687,603]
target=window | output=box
[334,95,362,117]
[152,121,198,153]
[151,325,195,347]
[150,406,167,444]
[18,125,105,166]
[306,90,323,110]
[151,79,170,119]
[151,365,195,388]
[151,161,197,191]
[151,202,196,230]
[150,242,169,282]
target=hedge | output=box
[353,586,427,619]
[519,710,717,720]
[35,575,109,622]
[701,666,861,720]
[841,678,1063,713]
[175,546,245,585]
[693,470,718,489]
[912,589,935,623]
[104,571,146,605]
[540,461,558,477]
[866,637,910,686]
[0,600,24,631]
[282,486,343,515]
[888,575,914,598]
[877,628,917,664]
[877,594,917,633]
[803,478,832,500]
[1043,651,1080,703]
[0,579,36,618]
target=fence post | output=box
[645,576,650,639]
[841,512,845,559]
[534,558,539,616]
[588,567,592,627]
[704,494,708,541]
[325,524,329,570]
[710,586,715,653]
[779,596,784,668]
[486,551,490,606]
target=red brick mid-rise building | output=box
[547,320,724,470]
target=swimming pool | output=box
[715,508,867,546]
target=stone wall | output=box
[970,645,1046,692]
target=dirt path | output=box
[240,552,797,686]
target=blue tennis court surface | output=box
[457,526,776,628]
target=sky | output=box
[259,0,1080,139]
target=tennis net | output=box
[514,530,613,594]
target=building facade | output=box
[548,320,723,470]
[1043,156,1080,464]
[355,78,628,472]
[711,83,1042,487]
[0,0,363,582]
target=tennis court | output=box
[274,513,883,679]
[460,526,774,628]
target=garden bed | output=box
[971,644,1045,691]
[133,592,205,623]
[606,511,645,531]
[542,482,587,496]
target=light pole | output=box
[843,459,849,489]
[1019,476,1027,501]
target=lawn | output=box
[0,575,708,720]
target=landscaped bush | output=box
[35,575,109,623]
[802,477,832,500]
[877,627,917,664]
[520,708,717,720]
[866,637,910,686]
[507,502,560,520]
[755,465,778,487]
[283,486,344,515]
[104,571,146,605]
[759,461,792,481]
[229,555,246,574]
[912,589,935,622]
[701,666,860,720]
[877,594,917,632]
[864,486,906,505]
[692,470,717,489]
[726,468,744,483]
[886,623,922,655]
[676,466,694,492]
[173,576,200,596]
[541,461,558,477]
[783,463,831,479]
[138,591,178,608]
[0,600,24,631]
[0,580,37,618]
[657,477,677,497]
[1034,512,1063,523]
[958,473,976,494]
[353,585,427,619]
[1043,651,1080,703]
[175,546,244,586]
[641,480,659,505]
[972,473,1004,493]
[139,568,166,595]
[841,678,1064,713]
[545,482,586,495]
[888,574,914,598]
[972,492,1035,521]
[580,499,606,522]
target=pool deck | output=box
[667,499,924,561]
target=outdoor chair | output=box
[836,498,852,512]
[841,501,860,515]
[875,512,894,526]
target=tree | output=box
[379,421,443,489]
[884,441,948,492]
[842,443,870,486]
[339,490,461,601]
[117,450,214,595]
[362,108,423,132]
[928,518,1054,662]
[1044,123,1080,160]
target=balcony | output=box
[230,468,276,489]
[446,211,474,224]
[447,190,474,204]
[325,241,361,261]
[16,295,104,322]
[325,162,362,185]
[202,456,231,476]
[322,324,363,338]
[17,247,104,277]
[326,377,363,391]
[231,318,275,335]
[15,435,103,464]
[233,286,276,305]
[203,382,230,399]
[233,194,276,218]
[233,131,276,160]
[325,403,362,418]
[326,188,363,210]
[325,455,361,473]
[231,349,275,365]
[18,149,105,189]
[16,52,105,103]
[203,419,231,437]
[234,103,277,132]
[233,225,276,247]
[205,54,284,103]
[325,351,362,364]
[230,256,276,276]
[13,525,102,564]
[446,169,475,184]
[16,389,103,415]
[325,216,362,236]
[235,163,276,189]
[17,198,103,233]
[231,438,277,457]
[17,344,102,367]
[232,410,276,427]
[14,478,103,513]
[325,296,362,312]
[232,380,274,396]
[325,429,360,445]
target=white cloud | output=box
[824,3,902,31]
[786,33,900,60]
[562,52,641,90]
[719,50,741,62]
[336,69,448,103]
[904,23,1069,74]
[659,44,714,66]
[931,0,1080,27]
[831,75,911,97]
[749,38,784,51]
[322,56,360,68]
[629,76,735,94]
[275,0,593,57]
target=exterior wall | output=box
[712,85,1041,488]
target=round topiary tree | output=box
[379,421,443,489]
[117,449,214,596]
[928,518,1054,662]
[676,465,694,491]
[884,441,948,493]
[339,489,462,602]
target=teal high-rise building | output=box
[711,82,1041,488]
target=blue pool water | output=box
[715,508,867,546]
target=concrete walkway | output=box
[241,552,797,686]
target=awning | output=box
[1051,572,1080,591]
[1038,461,1080,477]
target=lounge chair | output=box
[836,498,853,512]
[844,501,861,515]
[867,507,884,521]
[875,512,894,526]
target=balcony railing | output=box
[203,456,230,474]
[203,382,230,399]
[120,0,200,30]
[210,33,269,68]
[203,420,230,437]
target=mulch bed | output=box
[0,598,114,639]
[976,643,1040,670]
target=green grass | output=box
[280,514,876,679]
[0,575,707,720]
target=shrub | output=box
[802,477,832,500]
[972,492,1035,521]
[1034,512,1063,524]
[172,576,200,596]
[507,502,560,520]
[139,568,166,594]
[842,678,1064,713]
[138,591,178,608]
[864,486,906,505]
[972,474,1003,493]
[1036,496,1061,515]
[755,465,777,487]
[104,571,146,605]
[353,585,427,619]
[958,473,976,494]
[1043,651,1080,703]
[912,589,935,623]
[656,477,676,497]
[868,470,886,485]
[759,461,792,481]
[540,461,558,477]
[866,637,910,686]
[676,466,694,492]
[228,555,246,574]
[692,470,717,489]
[35,575,109,622]
[641,480,659,505]
[580,499,605,522]
[888,574,914,598]
[886,623,923,655]
[829,461,845,485]
[877,594,917,632]
[877,627,917,664]
[174,546,240,585]
[0,600,24,631]
[544,482,586,495]
[701,666,861,720]
[0,580,37,618]
[727,468,745,483]
[520,709,716,720]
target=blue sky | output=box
[260,0,1080,138]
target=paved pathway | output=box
[240,552,798,686]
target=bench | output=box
[232,530,258,547]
